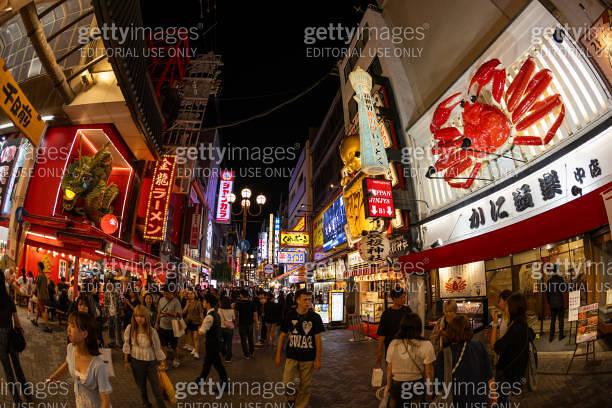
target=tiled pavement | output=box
[1,306,611,408]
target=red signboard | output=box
[363,178,394,218]
[190,210,201,248]
[144,155,177,240]
[216,170,234,223]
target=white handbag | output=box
[172,319,185,337]
[371,367,383,387]
[100,348,115,377]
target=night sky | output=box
[143,0,373,244]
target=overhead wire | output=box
[201,68,335,131]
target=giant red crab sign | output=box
[428,57,565,189]
[445,276,467,293]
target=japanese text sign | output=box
[280,231,310,247]
[0,58,45,146]
[215,171,234,223]
[144,155,176,241]
[278,249,306,264]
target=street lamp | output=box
[231,186,266,283]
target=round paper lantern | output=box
[101,214,118,234]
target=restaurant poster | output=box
[439,261,487,298]
[576,303,598,344]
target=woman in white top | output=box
[386,313,435,406]
[123,305,166,408]
[47,312,112,408]
[218,296,236,362]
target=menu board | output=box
[568,290,581,322]
[330,291,344,323]
[315,304,329,325]
[576,303,598,344]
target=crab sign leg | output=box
[432,137,463,155]
[515,94,562,131]
[505,58,536,113]
[444,157,473,181]
[447,162,483,189]
[435,149,469,172]
[433,127,461,141]
[511,69,553,124]
[469,59,505,103]
[514,105,565,145]
[430,92,462,133]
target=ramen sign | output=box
[144,155,177,241]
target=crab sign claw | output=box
[447,162,483,189]
[430,92,462,133]
[468,59,505,103]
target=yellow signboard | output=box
[280,231,309,247]
[0,57,45,146]
[343,173,378,240]
[313,212,323,248]
[292,215,305,231]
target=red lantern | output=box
[101,214,118,234]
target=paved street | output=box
[1,307,611,408]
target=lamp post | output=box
[229,188,266,283]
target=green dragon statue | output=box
[60,140,120,224]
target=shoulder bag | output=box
[9,312,26,353]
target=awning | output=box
[399,181,612,272]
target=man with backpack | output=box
[196,294,228,394]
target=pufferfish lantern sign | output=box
[60,140,119,224]
[428,58,565,189]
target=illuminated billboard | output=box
[323,195,347,252]
[215,171,234,223]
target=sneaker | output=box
[192,352,199,359]
[183,344,194,351]
[244,355,251,360]
[172,359,180,368]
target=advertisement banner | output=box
[322,195,347,252]
[0,138,24,213]
[363,178,395,218]
[439,261,487,298]
[343,174,379,241]
[0,57,46,146]
[144,155,177,241]
[278,248,306,264]
[293,216,306,231]
[274,216,280,263]
[313,211,324,249]
[330,290,344,323]
[215,171,234,223]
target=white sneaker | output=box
[192,351,199,359]
[172,359,180,368]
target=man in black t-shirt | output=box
[236,289,259,358]
[276,289,324,408]
[376,286,412,365]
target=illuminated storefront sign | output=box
[274,216,280,263]
[280,231,310,247]
[278,248,306,264]
[363,178,394,218]
[0,57,45,146]
[313,212,323,249]
[347,250,366,268]
[205,219,213,263]
[348,66,389,176]
[215,171,234,223]
[144,155,177,240]
[261,231,268,262]
[268,213,274,261]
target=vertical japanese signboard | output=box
[268,213,274,262]
[215,171,234,223]
[190,210,201,248]
[348,66,389,175]
[274,216,280,263]
[363,178,394,218]
[144,155,176,241]
[0,58,45,147]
